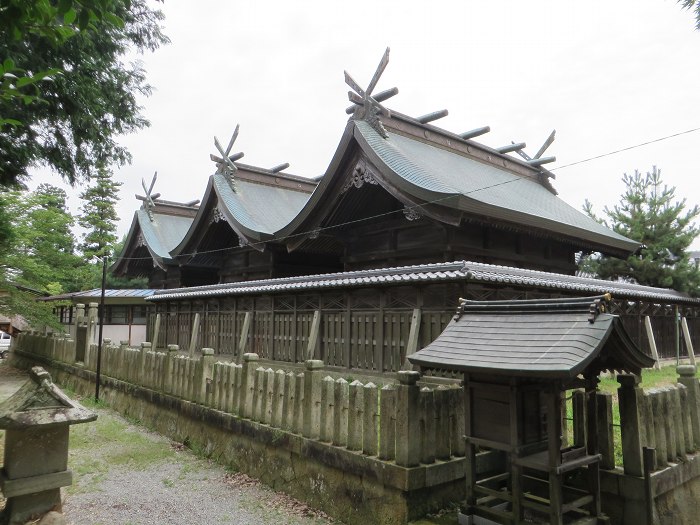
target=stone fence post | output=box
[199,348,215,404]
[240,353,259,418]
[87,302,98,345]
[617,373,644,476]
[138,342,151,385]
[396,370,421,467]
[163,344,179,394]
[303,360,324,439]
[677,365,700,450]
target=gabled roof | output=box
[171,165,316,262]
[408,296,655,378]
[111,200,199,275]
[147,259,700,305]
[275,112,640,257]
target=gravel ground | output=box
[64,457,334,525]
[61,409,336,525]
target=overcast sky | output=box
[31,0,700,248]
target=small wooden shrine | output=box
[409,295,655,525]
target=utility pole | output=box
[95,255,108,401]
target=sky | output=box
[30,0,700,247]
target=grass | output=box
[564,364,699,466]
[65,401,184,495]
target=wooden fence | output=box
[147,285,700,373]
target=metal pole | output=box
[95,256,108,401]
[676,305,680,366]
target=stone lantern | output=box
[0,367,97,524]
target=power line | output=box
[551,127,700,171]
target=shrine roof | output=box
[354,119,638,254]
[408,296,656,377]
[213,168,314,236]
[170,165,315,259]
[111,200,198,274]
[147,259,699,305]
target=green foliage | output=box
[0,0,168,186]
[1,184,84,293]
[581,167,700,293]
[0,184,83,329]
[78,166,121,262]
[678,0,700,30]
[0,0,125,128]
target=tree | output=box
[0,184,85,328]
[78,166,121,261]
[0,0,118,127]
[0,0,168,186]
[0,184,83,293]
[678,1,700,30]
[581,166,700,293]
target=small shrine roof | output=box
[0,367,97,429]
[408,296,656,378]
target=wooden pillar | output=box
[585,375,600,455]
[237,312,251,362]
[375,294,385,373]
[546,386,563,525]
[463,375,477,518]
[402,308,422,370]
[151,313,161,350]
[344,292,351,370]
[645,316,661,370]
[306,310,321,361]
[681,318,697,366]
[188,312,200,357]
[509,383,522,523]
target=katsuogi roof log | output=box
[408,295,655,378]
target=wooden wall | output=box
[149,282,700,372]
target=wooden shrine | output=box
[409,295,655,524]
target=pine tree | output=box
[78,166,121,262]
[581,167,700,293]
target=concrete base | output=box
[0,489,61,525]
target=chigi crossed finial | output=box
[210,124,244,188]
[344,47,397,139]
[135,171,160,221]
